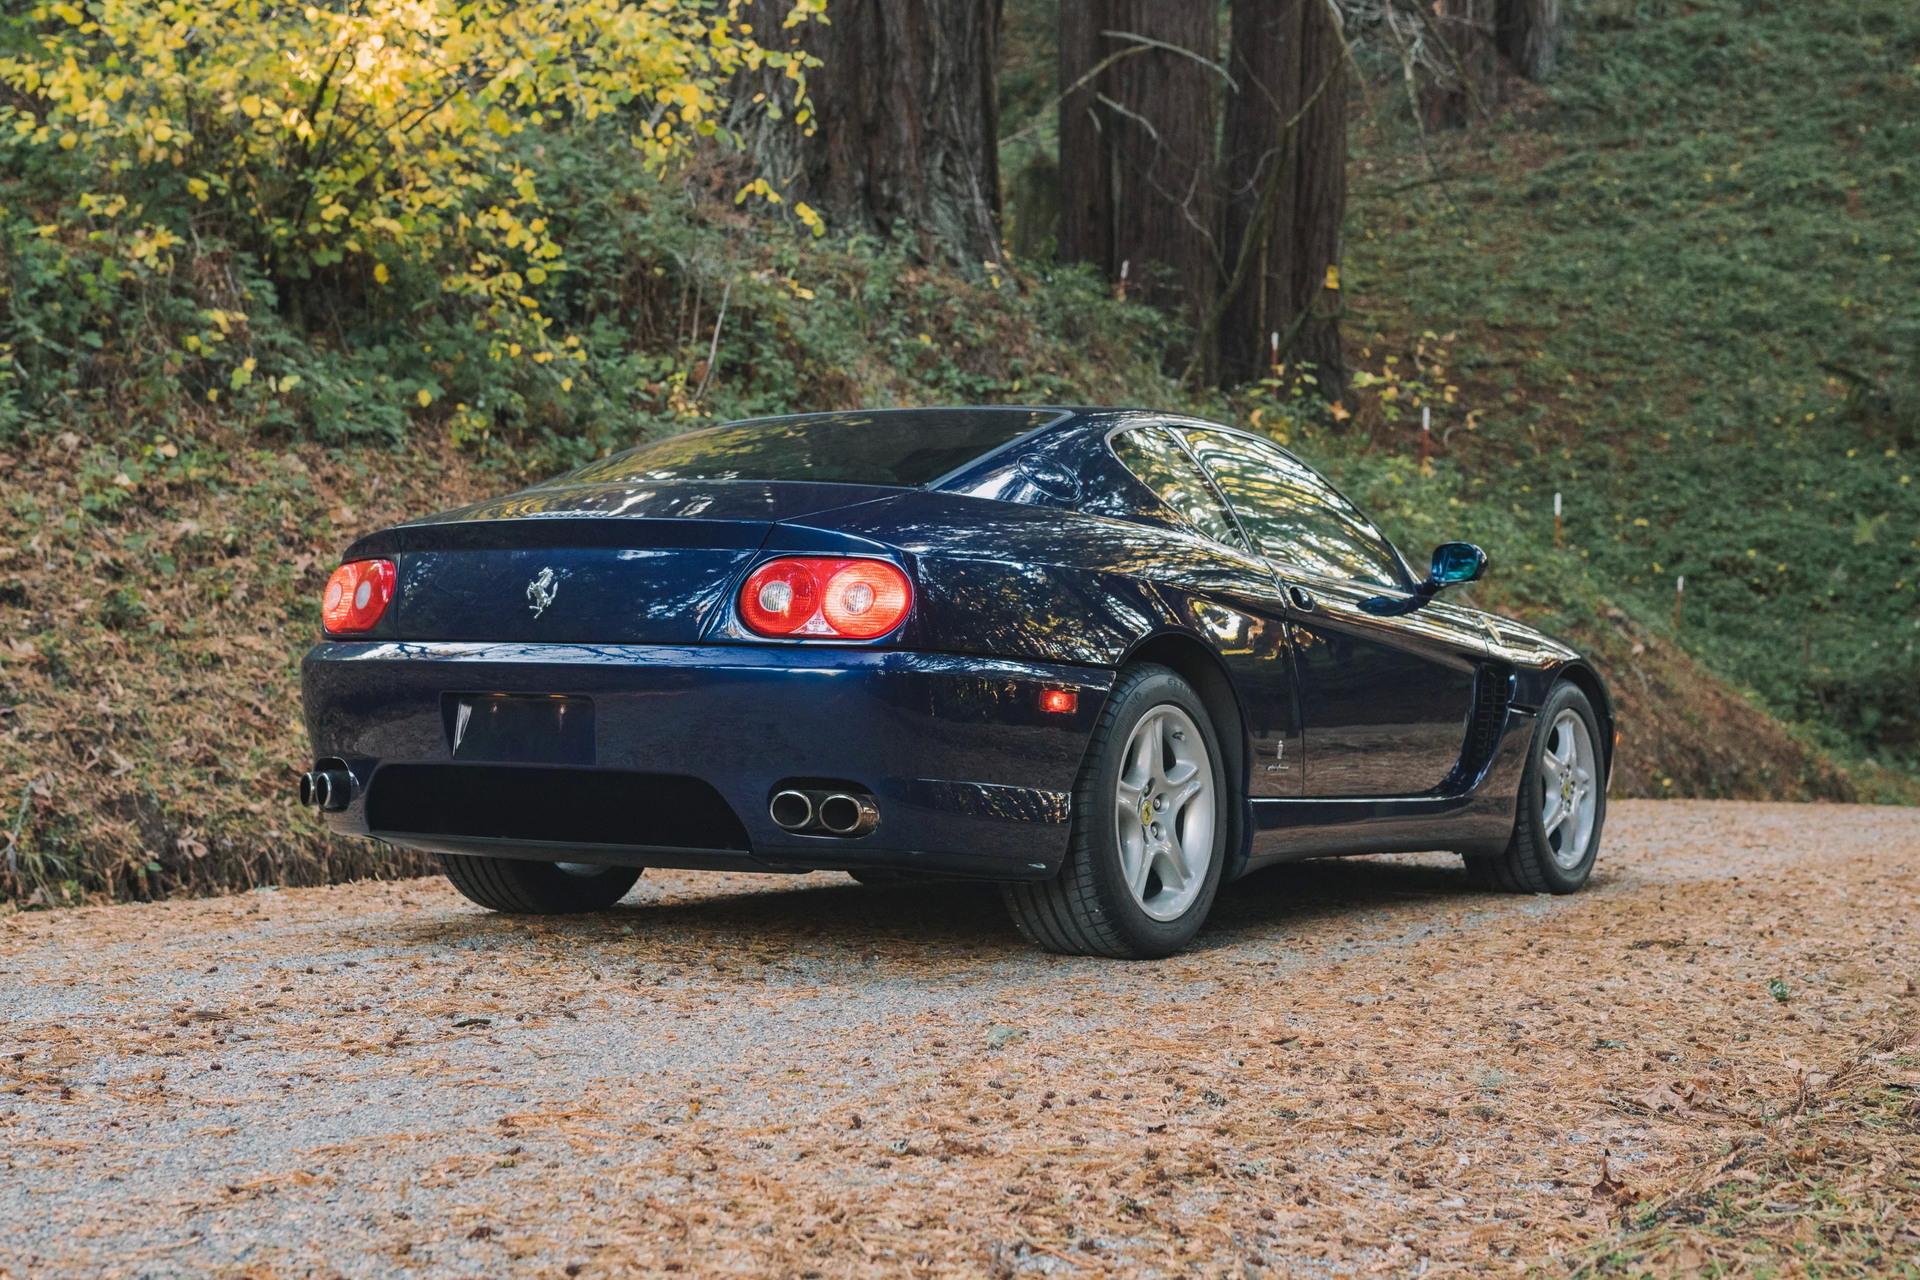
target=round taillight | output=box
[737,557,912,640]
[322,559,395,634]
[739,560,822,636]
[820,560,912,639]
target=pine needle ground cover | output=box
[1,802,1915,1274]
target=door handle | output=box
[1288,585,1315,611]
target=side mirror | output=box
[1428,541,1487,586]
[1361,541,1487,616]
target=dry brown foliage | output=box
[0,427,512,904]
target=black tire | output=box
[439,854,642,914]
[1002,664,1229,959]
[1465,681,1607,894]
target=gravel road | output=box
[3,800,1917,1277]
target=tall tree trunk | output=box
[1219,0,1305,388]
[1058,0,1349,391]
[1285,0,1347,389]
[1056,0,1216,351]
[1495,0,1560,83]
[1426,0,1497,129]
[737,0,1006,272]
[1104,1,1218,339]
[1217,0,1347,392]
[1056,0,1114,273]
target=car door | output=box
[1107,425,1304,798]
[1173,427,1488,798]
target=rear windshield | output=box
[552,409,1066,489]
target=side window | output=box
[1110,427,1244,548]
[1176,429,1405,588]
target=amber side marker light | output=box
[1039,689,1078,714]
[322,559,395,634]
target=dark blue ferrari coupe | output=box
[300,407,1610,958]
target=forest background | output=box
[0,0,1915,905]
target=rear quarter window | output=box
[1110,427,1244,547]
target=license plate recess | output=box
[445,694,594,765]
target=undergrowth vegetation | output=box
[0,0,825,446]
[1345,0,1920,769]
[0,0,1912,904]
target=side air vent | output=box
[1446,664,1513,792]
[366,765,751,851]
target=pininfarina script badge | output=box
[526,567,560,618]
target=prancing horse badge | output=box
[526,567,560,618]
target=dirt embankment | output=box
[3,800,1916,1277]
[0,431,494,905]
[1548,603,1857,803]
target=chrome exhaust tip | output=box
[817,793,880,838]
[769,789,815,832]
[300,768,354,813]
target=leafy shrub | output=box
[0,0,822,439]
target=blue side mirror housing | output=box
[1429,541,1487,586]
[1361,541,1488,616]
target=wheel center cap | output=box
[1561,776,1575,802]
[1141,797,1156,826]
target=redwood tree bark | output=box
[1495,0,1561,83]
[1056,0,1114,273]
[1057,0,1351,390]
[1104,1,1218,333]
[1055,0,1217,341]
[1284,0,1347,388]
[1217,0,1347,391]
[1427,0,1498,129]
[738,0,1006,272]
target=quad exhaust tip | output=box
[300,767,355,813]
[818,793,879,837]
[769,787,879,838]
[769,789,814,831]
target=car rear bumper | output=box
[300,641,1112,880]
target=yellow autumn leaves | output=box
[0,0,823,360]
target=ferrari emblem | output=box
[526,567,560,618]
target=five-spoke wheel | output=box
[1114,705,1217,923]
[1537,706,1599,871]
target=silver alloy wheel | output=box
[554,862,609,877]
[1114,704,1217,922]
[1539,708,1598,870]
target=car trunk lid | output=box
[354,481,899,644]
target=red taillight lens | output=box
[321,559,395,634]
[738,558,912,640]
[819,561,913,639]
[738,559,822,636]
